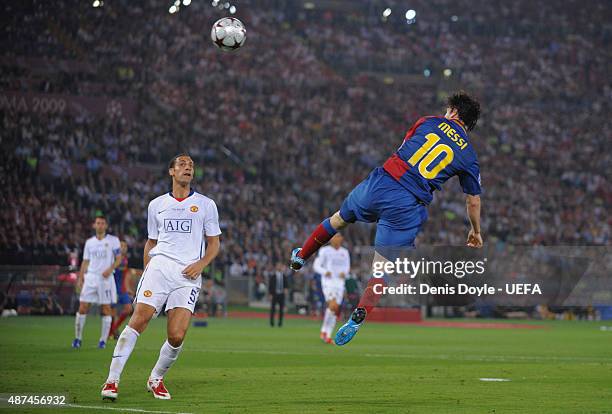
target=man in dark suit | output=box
[269,263,289,327]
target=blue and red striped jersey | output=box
[383,116,481,204]
[113,256,129,294]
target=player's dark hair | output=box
[168,153,192,169]
[94,215,107,222]
[447,91,481,131]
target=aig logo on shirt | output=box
[164,218,192,233]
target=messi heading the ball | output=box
[290,91,484,346]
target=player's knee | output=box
[78,303,89,314]
[330,212,348,230]
[167,331,186,347]
[328,301,339,313]
[128,317,148,334]
[128,308,153,333]
[101,305,112,315]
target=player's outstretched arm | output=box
[465,194,483,248]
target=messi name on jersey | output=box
[164,218,192,233]
[438,122,468,149]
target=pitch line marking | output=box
[479,378,511,382]
[63,403,194,414]
[0,398,193,414]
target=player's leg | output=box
[102,302,156,400]
[291,170,384,270]
[320,301,330,341]
[73,301,90,348]
[98,277,117,348]
[334,250,394,346]
[320,313,327,341]
[147,285,198,400]
[148,307,190,396]
[74,273,100,348]
[109,303,118,339]
[110,301,132,339]
[335,237,422,346]
[355,203,427,314]
[334,285,346,325]
[291,212,348,270]
[102,258,167,400]
[278,293,285,327]
[270,295,276,327]
[335,175,427,345]
[323,299,339,344]
[110,294,131,338]
[320,281,335,342]
[99,304,113,348]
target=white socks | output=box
[75,313,87,340]
[322,309,337,337]
[74,313,113,342]
[327,312,337,337]
[150,340,183,380]
[100,316,112,342]
[321,309,330,335]
[107,326,140,383]
[106,330,183,383]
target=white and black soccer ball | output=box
[211,17,246,52]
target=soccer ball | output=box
[211,17,246,52]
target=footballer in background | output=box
[109,241,138,339]
[73,216,122,349]
[313,234,350,344]
[290,91,483,346]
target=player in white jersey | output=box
[101,154,221,401]
[313,234,350,344]
[73,216,122,350]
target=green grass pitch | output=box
[0,315,611,413]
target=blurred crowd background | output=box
[1,0,610,286]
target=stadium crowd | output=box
[1,0,609,283]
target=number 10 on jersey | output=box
[407,133,454,179]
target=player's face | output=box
[120,241,128,255]
[169,156,195,185]
[330,234,343,248]
[93,218,108,234]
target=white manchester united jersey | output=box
[83,234,121,275]
[313,245,350,283]
[147,191,221,265]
